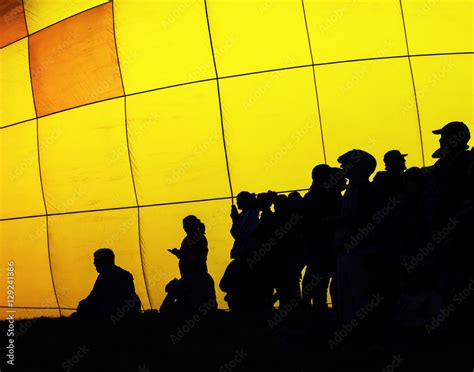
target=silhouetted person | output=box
[287,191,305,301]
[427,121,473,341]
[334,149,378,325]
[76,248,141,319]
[162,216,215,316]
[373,150,407,202]
[429,122,472,226]
[221,191,273,312]
[272,194,303,306]
[302,165,342,313]
[168,215,208,277]
[255,191,277,255]
[371,151,408,320]
[230,192,259,260]
[253,191,278,307]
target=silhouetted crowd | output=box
[76,121,474,345]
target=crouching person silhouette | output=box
[75,248,141,321]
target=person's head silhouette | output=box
[257,191,276,212]
[337,149,376,182]
[236,191,256,211]
[384,150,407,174]
[328,167,347,193]
[273,194,289,214]
[311,164,331,186]
[93,248,115,273]
[432,121,470,158]
[182,215,205,236]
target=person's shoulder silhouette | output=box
[373,150,407,185]
[76,248,140,319]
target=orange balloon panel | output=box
[0,0,472,319]
[0,0,27,47]
[29,2,123,117]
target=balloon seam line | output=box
[203,0,234,201]
[399,0,426,167]
[111,0,153,310]
[301,0,328,164]
[2,52,472,130]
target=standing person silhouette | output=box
[302,166,343,313]
[229,191,259,260]
[168,215,208,277]
[162,216,216,316]
[427,121,473,341]
[221,192,269,312]
[372,150,408,318]
[334,150,377,325]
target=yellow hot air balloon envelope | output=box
[1,0,473,319]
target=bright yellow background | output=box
[126,81,230,204]
[1,120,45,219]
[316,58,424,168]
[114,0,215,94]
[304,0,407,63]
[38,98,136,214]
[0,0,472,318]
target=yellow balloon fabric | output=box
[0,0,473,319]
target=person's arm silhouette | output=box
[230,204,239,221]
[167,248,181,258]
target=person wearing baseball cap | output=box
[335,149,378,324]
[373,150,408,202]
[383,150,408,172]
[426,121,473,340]
[428,121,471,221]
[337,149,377,181]
[432,121,470,159]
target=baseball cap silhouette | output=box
[432,121,470,142]
[384,150,407,163]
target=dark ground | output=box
[1,309,472,372]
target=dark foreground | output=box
[1,309,473,372]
